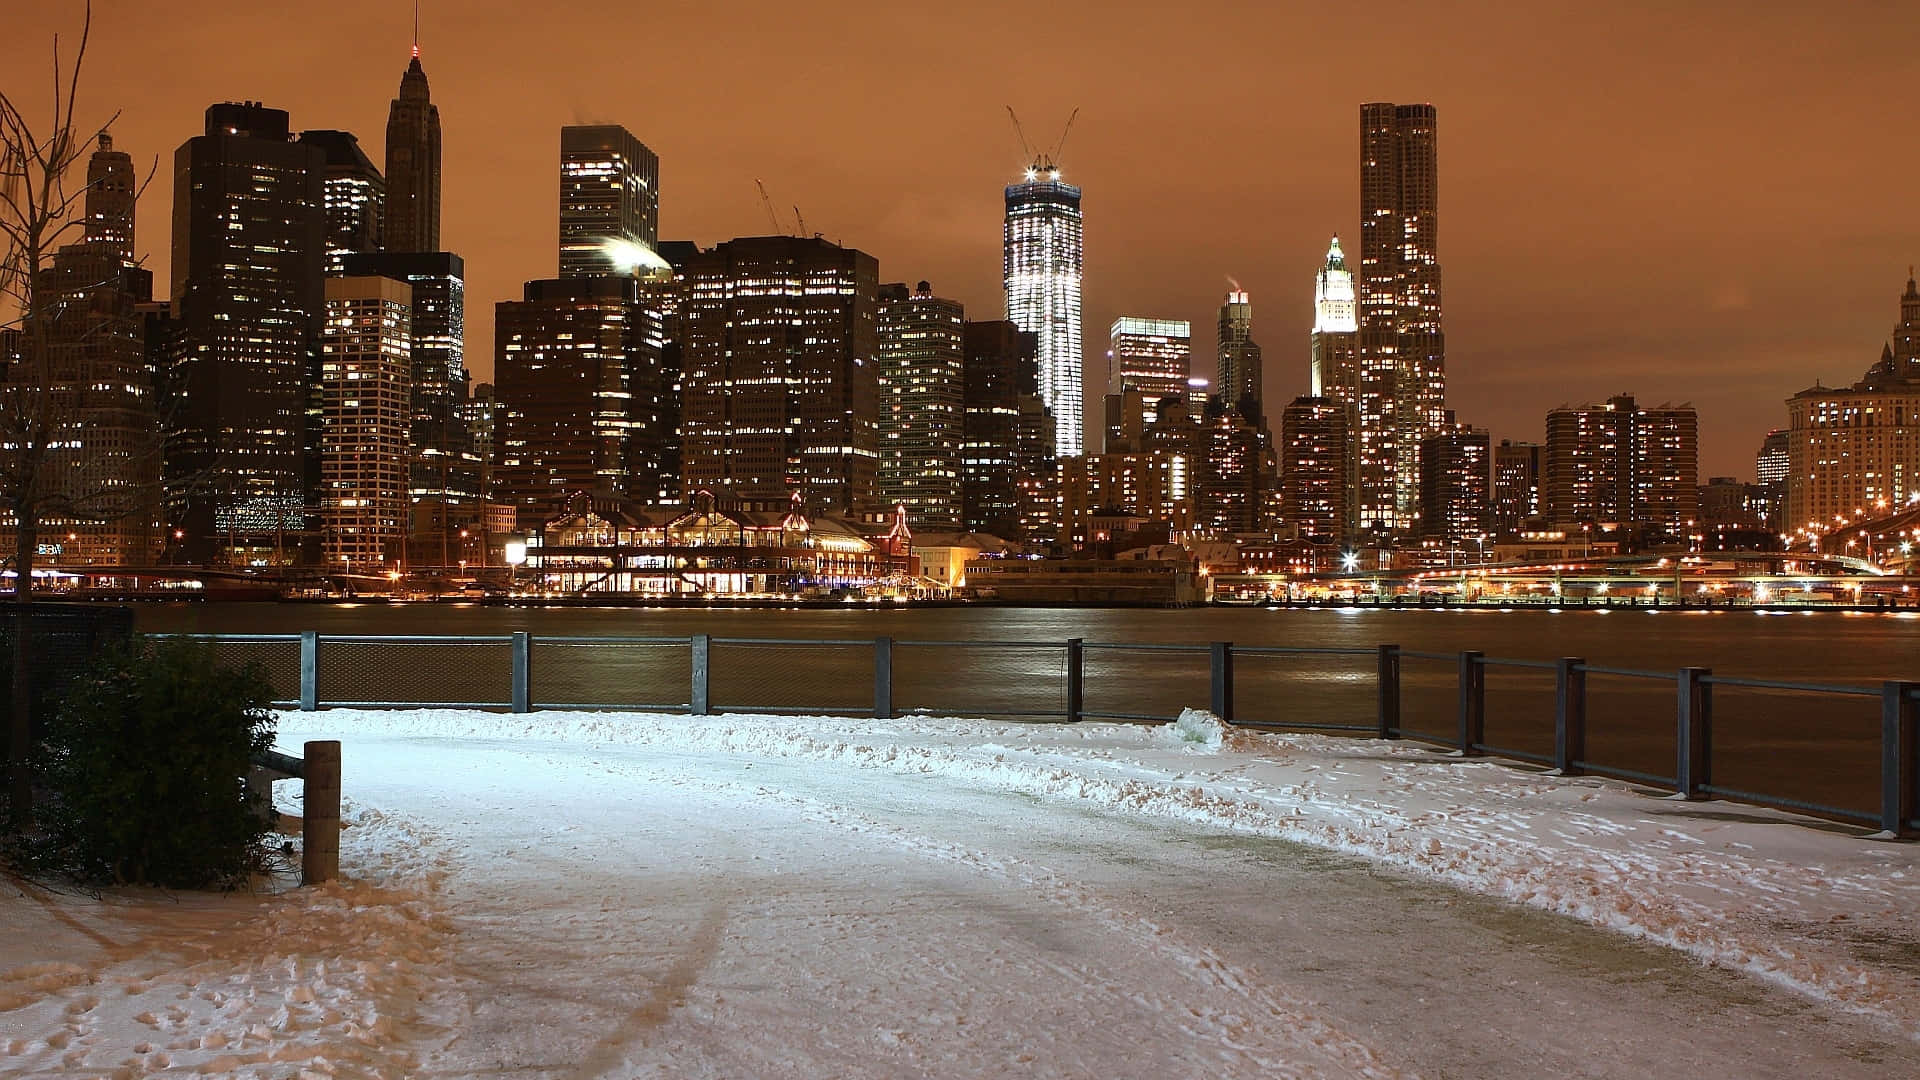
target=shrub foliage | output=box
[27,637,278,888]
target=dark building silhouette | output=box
[83,133,138,272]
[1492,439,1543,535]
[300,129,385,273]
[384,44,441,254]
[493,277,667,525]
[961,320,1042,539]
[163,102,326,564]
[1216,288,1262,415]
[679,236,879,512]
[559,125,659,277]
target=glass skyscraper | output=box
[1004,168,1083,457]
[559,124,660,277]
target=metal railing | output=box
[165,632,1920,839]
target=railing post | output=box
[1678,667,1712,798]
[1881,681,1917,836]
[1376,644,1401,739]
[511,631,532,713]
[302,740,340,886]
[1065,638,1084,723]
[1210,641,1234,723]
[1554,657,1587,775]
[690,634,711,715]
[874,636,894,720]
[1457,651,1485,755]
[299,630,319,712]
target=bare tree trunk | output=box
[8,517,33,822]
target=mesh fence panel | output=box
[894,642,1068,719]
[532,639,690,710]
[710,640,875,714]
[1233,651,1375,731]
[1479,663,1557,761]
[1082,645,1209,722]
[205,638,302,706]
[317,639,512,707]
[1705,684,1881,820]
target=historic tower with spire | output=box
[384,25,441,254]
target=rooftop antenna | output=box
[412,1,420,58]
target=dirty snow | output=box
[3,708,1917,1078]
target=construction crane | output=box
[793,206,811,239]
[1006,106,1080,176]
[754,179,783,235]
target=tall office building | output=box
[1492,440,1543,535]
[1359,104,1444,530]
[679,236,879,512]
[0,135,162,566]
[342,251,474,510]
[876,281,965,527]
[1544,394,1699,534]
[383,43,441,254]
[1216,289,1262,415]
[1418,415,1493,547]
[1107,316,1191,403]
[961,320,1044,539]
[1279,396,1352,542]
[319,276,412,571]
[1756,429,1789,487]
[559,125,660,277]
[1195,406,1270,535]
[493,276,668,524]
[1004,164,1084,457]
[1785,274,1920,535]
[164,102,326,563]
[1308,235,1387,534]
[301,130,385,273]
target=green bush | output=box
[25,637,278,889]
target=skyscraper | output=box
[961,320,1044,539]
[1359,103,1444,530]
[1309,235,1385,532]
[83,133,137,269]
[493,276,668,524]
[1108,317,1191,401]
[1418,414,1492,548]
[1217,289,1262,414]
[319,276,412,571]
[384,42,441,254]
[301,129,385,273]
[1279,397,1352,542]
[164,102,326,563]
[1004,165,1084,457]
[679,236,879,512]
[877,281,965,527]
[559,125,660,277]
[1545,394,1699,534]
[1492,440,1543,534]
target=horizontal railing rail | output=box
[163,632,1916,839]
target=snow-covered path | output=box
[5,711,1919,1078]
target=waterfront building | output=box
[300,129,384,273]
[0,135,162,566]
[1194,404,1270,535]
[559,124,660,278]
[342,251,476,521]
[1004,163,1084,457]
[1544,394,1700,534]
[1358,105,1445,530]
[493,276,668,525]
[960,320,1043,540]
[163,102,326,564]
[1699,476,1770,530]
[1060,450,1194,549]
[1279,396,1351,542]
[1785,274,1920,539]
[1217,289,1262,415]
[877,281,965,528]
[679,236,879,512]
[319,275,412,571]
[1492,439,1543,535]
[1309,236,1385,533]
[384,42,441,254]
[1418,414,1492,550]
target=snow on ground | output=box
[3,707,1918,1078]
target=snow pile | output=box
[1164,707,1234,750]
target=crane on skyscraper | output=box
[1005,107,1079,173]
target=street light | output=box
[504,535,528,593]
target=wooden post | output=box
[1376,644,1401,739]
[1554,657,1587,775]
[1882,681,1917,837]
[302,740,341,886]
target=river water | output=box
[137,602,1920,824]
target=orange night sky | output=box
[7,0,1919,477]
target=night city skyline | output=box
[7,1,1919,479]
